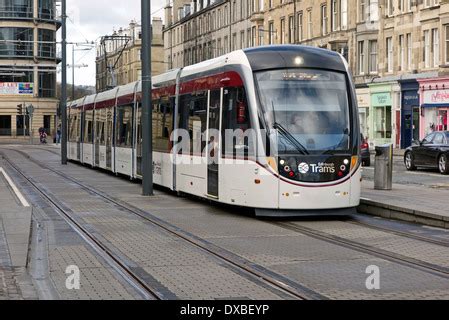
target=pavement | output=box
[360,152,449,229]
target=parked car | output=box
[404,131,449,175]
[361,134,371,167]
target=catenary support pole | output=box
[141,0,153,196]
[61,0,67,164]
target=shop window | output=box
[374,106,392,139]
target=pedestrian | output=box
[56,125,61,144]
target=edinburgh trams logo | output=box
[298,163,310,174]
[298,162,336,174]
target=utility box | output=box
[374,144,393,190]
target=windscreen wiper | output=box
[273,122,309,155]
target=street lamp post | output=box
[61,0,67,165]
[141,0,153,196]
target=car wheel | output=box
[405,152,416,171]
[438,154,449,175]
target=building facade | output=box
[0,0,60,139]
[95,18,165,93]
[164,0,449,148]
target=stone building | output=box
[95,18,165,93]
[164,0,449,148]
[0,0,60,140]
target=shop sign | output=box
[371,93,391,106]
[0,82,34,95]
[423,89,449,105]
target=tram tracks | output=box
[274,221,449,279]
[7,146,449,297]
[0,148,324,300]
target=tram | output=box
[68,45,361,216]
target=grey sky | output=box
[59,0,166,88]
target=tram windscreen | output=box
[255,69,351,155]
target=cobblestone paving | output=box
[0,219,22,300]
[2,148,290,300]
[8,146,449,300]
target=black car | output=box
[404,131,449,175]
[361,134,371,167]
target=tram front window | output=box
[256,69,351,155]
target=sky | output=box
[58,0,166,87]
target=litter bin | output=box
[374,144,393,190]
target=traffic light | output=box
[17,104,23,115]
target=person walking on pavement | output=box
[56,125,62,144]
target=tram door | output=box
[136,103,142,177]
[106,108,113,170]
[207,90,221,198]
[78,111,84,161]
[94,109,102,167]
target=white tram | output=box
[68,45,361,216]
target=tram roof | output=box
[243,45,347,73]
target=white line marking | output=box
[0,167,30,207]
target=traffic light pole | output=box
[61,0,68,164]
[141,0,153,196]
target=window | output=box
[332,0,339,32]
[399,35,405,71]
[0,27,33,57]
[424,30,431,68]
[38,29,55,58]
[374,106,392,139]
[358,41,365,75]
[38,0,54,20]
[179,92,208,155]
[221,87,253,157]
[341,0,348,30]
[359,0,366,22]
[386,37,393,72]
[153,98,173,152]
[432,28,439,68]
[83,111,93,143]
[307,9,312,39]
[0,0,33,18]
[298,12,303,42]
[288,16,294,43]
[321,4,328,36]
[369,40,378,73]
[280,18,286,44]
[115,104,133,148]
[387,0,394,16]
[38,69,56,98]
[407,33,412,71]
[446,25,449,64]
[268,21,274,45]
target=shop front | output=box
[368,83,395,147]
[356,86,371,142]
[399,80,420,149]
[418,77,449,139]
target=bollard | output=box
[374,144,393,190]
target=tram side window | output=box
[96,109,106,145]
[152,98,174,153]
[221,87,254,157]
[69,113,78,142]
[83,110,94,143]
[116,104,134,148]
[179,92,208,155]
